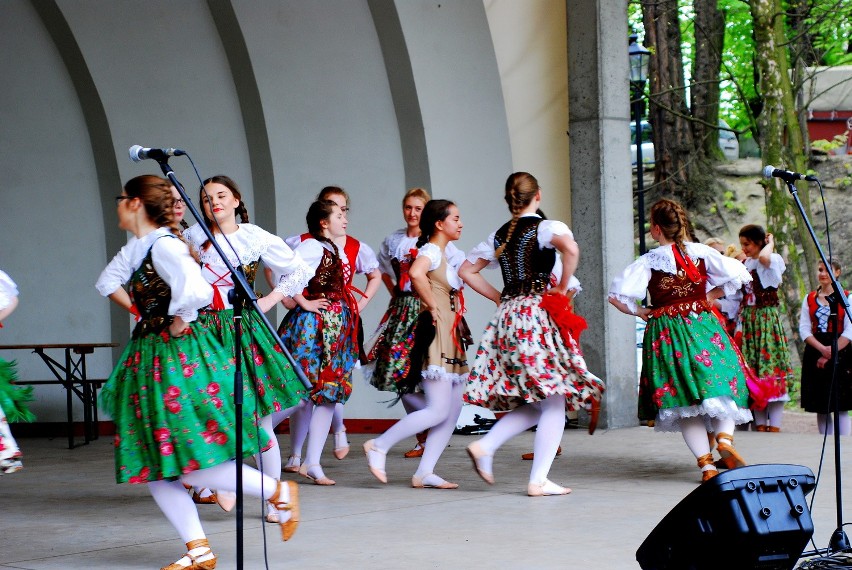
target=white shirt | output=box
[379,229,465,292]
[286,233,380,278]
[417,243,464,290]
[0,270,19,311]
[608,242,752,315]
[798,293,852,342]
[184,223,312,306]
[96,227,213,322]
[742,253,785,305]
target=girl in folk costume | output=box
[462,172,605,496]
[97,179,219,505]
[799,260,852,435]
[99,176,299,570]
[363,199,471,489]
[609,199,753,482]
[184,175,312,523]
[0,270,34,474]
[279,200,360,486]
[366,187,465,458]
[278,187,381,471]
[739,224,795,432]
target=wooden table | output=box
[0,343,118,449]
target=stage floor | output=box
[2,418,849,569]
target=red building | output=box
[805,66,852,154]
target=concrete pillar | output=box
[568,0,639,428]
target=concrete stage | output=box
[2,420,850,569]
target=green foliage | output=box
[836,162,852,191]
[811,134,848,153]
[721,190,747,215]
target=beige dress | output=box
[419,244,470,383]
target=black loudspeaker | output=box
[637,464,816,570]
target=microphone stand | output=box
[782,177,851,555]
[153,157,311,570]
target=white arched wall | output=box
[0,0,513,423]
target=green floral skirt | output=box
[101,323,271,484]
[199,309,308,418]
[639,310,752,431]
[740,305,793,402]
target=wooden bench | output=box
[0,343,117,449]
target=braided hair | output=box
[493,172,540,258]
[306,199,341,256]
[416,199,455,248]
[199,175,250,251]
[649,198,694,255]
[123,175,199,263]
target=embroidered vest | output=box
[647,258,712,317]
[129,235,175,339]
[750,269,779,308]
[301,233,359,286]
[494,217,555,299]
[807,289,849,334]
[304,245,347,301]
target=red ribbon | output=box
[672,244,702,283]
[451,289,467,353]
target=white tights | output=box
[148,462,285,544]
[475,394,565,484]
[753,401,785,428]
[270,399,311,459]
[254,414,281,478]
[817,412,852,435]
[373,378,463,477]
[303,402,335,476]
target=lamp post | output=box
[629,34,651,254]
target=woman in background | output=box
[799,260,852,435]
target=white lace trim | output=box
[421,365,468,385]
[653,396,753,432]
[608,293,638,315]
[721,276,750,297]
[273,263,313,297]
[174,308,199,323]
[186,224,272,266]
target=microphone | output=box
[762,165,816,182]
[128,145,185,162]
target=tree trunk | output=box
[642,0,716,207]
[691,0,725,160]
[749,0,817,356]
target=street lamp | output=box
[629,34,651,254]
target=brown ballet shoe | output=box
[161,538,217,570]
[521,446,562,461]
[191,489,218,505]
[697,453,719,483]
[268,480,300,541]
[755,424,767,432]
[714,433,747,470]
[767,426,781,433]
[587,398,601,435]
[403,444,424,458]
[297,464,335,486]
